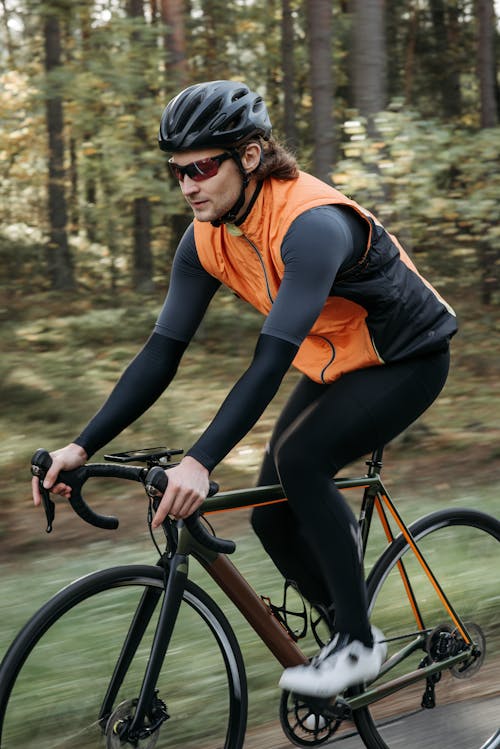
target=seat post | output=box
[366,446,384,477]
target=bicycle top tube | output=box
[200,444,385,514]
[198,474,380,515]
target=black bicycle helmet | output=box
[158,80,272,152]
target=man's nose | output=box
[180,176,200,196]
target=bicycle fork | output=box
[99,553,188,743]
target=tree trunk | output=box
[306,0,335,183]
[161,0,191,256]
[132,196,154,292]
[160,0,188,84]
[79,0,98,243]
[429,0,462,119]
[68,136,79,235]
[127,0,154,292]
[281,0,298,148]
[475,0,498,128]
[351,0,387,124]
[43,10,75,290]
[403,4,419,105]
[0,0,15,67]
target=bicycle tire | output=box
[353,508,500,749]
[0,564,248,749]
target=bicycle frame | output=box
[107,452,479,735]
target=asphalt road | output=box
[337,695,500,749]
[243,694,500,749]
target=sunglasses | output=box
[168,152,233,182]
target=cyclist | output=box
[32,80,457,698]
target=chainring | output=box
[279,689,348,746]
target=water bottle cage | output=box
[261,579,309,642]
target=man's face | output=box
[170,148,243,223]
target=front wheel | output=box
[0,564,248,749]
[353,508,500,749]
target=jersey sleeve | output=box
[74,333,188,457]
[262,204,365,345]
[154,223,221,342]
[186,333,298,471]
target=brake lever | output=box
[41,488,56,533]
[31,450,56,533]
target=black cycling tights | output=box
[251,348,450,647]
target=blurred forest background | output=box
[0,0,499,550]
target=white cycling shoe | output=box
[279,626,387,698]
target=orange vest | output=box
[193,172,454,383]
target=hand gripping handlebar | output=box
[31,448,143,532]
[145,466,236,554]
[31,449,236,554]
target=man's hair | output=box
[237,137,299,181]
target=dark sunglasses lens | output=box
[169,156,225,182]
[169,163,183,180]
[190,158,220,181]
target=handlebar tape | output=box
[145,466,236,554]
[31,449,121,530]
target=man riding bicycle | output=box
[32,80,457,698]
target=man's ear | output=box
[241,142,262,172]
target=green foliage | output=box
[0,70,46,233]
[333,111,500,301]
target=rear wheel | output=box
[353,508,500,749]
[0,564,247,749]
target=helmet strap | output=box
[211,149,250,227]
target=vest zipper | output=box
[241,234,275,305]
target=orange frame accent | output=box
[377,492,470,643]
[374,494,426,632]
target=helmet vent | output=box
[176,93,204,132]
[231,87,248,102]
[197,99,223,132]
[225,117,242,132]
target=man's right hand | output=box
[32,443,88,506]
